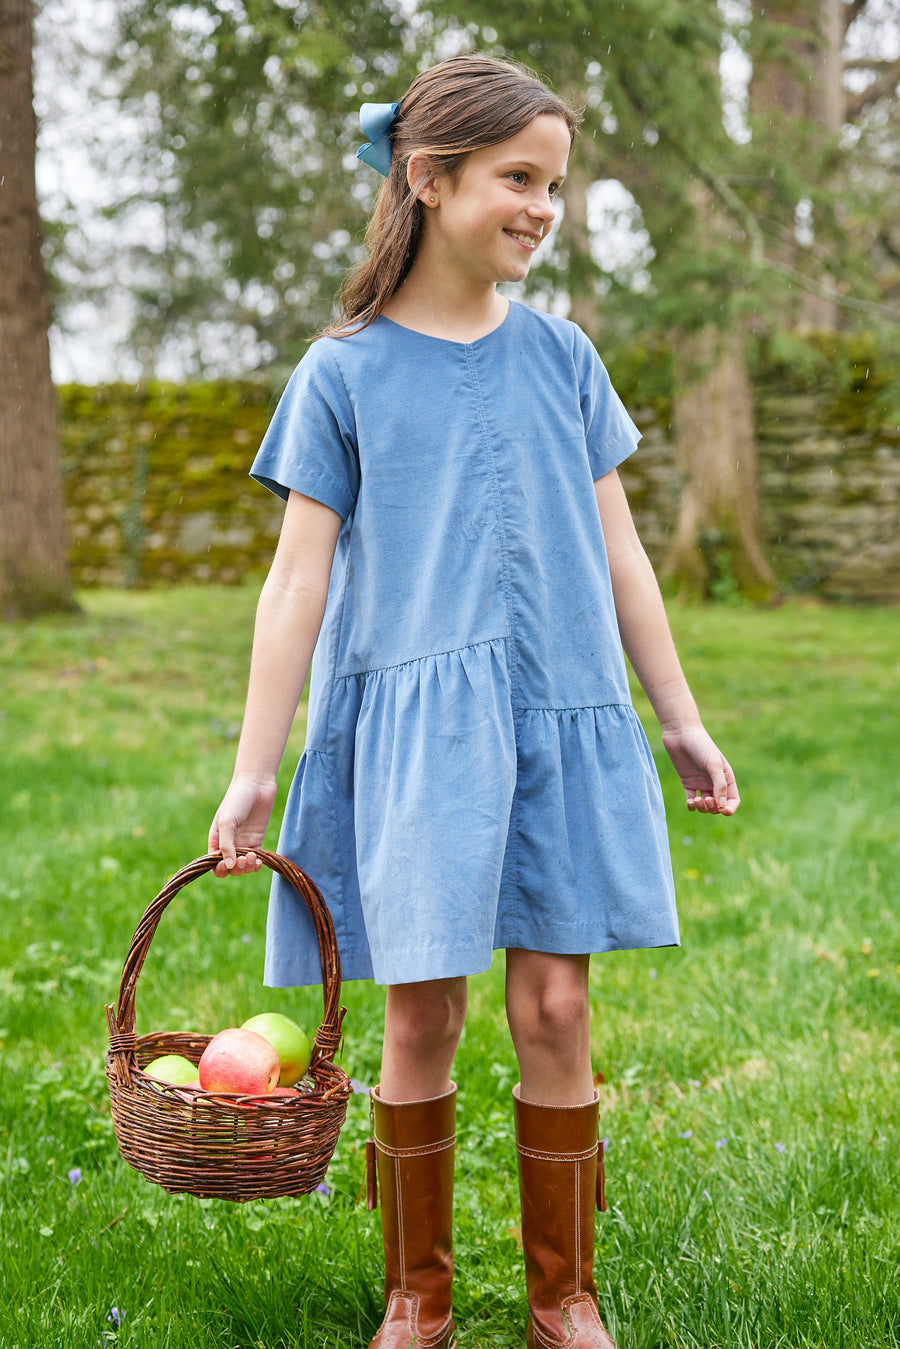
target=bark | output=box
[0,0,75,618]
[750,0,845,331]
[662,175,776,600]
[664,324,777,601]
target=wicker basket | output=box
[105,848,351,1201]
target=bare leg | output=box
[505,948,594,1105]
[506,949,615,1347]
[380,976,468,1103]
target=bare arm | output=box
[594,470,739,816]
[208,490,343,874]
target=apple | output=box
[144,1053,199,1086]
[240,1012,312,1087]
[198,1028,280,1095]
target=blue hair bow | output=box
[356,101,400,177]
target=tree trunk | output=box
[749,0,845,331]
[0,0,75,619]
[664,324,777,601]
[662,177,776,600]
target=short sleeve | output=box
[250,340,360,520]
[572,327,641,481]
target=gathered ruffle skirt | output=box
[264,636,678,986]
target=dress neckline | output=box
[376,300,514,348]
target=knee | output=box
[509,971,590,1060]
[387,978,467,1058]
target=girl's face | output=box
[420,114,571,290]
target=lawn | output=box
[1,587,898,1347]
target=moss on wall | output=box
[60,381,282,587]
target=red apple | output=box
[198,1028,280,1094]
[241,1012,312,1086]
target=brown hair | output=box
[324,54,580,337]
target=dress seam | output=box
[321,539,353,748]
[319,346,358,752]
[333,634,509,680]
[518,701,634,714]
[298,749,347,953]
[465,340,522,938]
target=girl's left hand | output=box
[661,725,740,815]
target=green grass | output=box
[2,587,899,1347]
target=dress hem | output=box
[263,932,681,988]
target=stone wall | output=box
[60,382,280,588]
[59,355,900,602]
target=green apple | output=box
[241,1012,312,1087]
[144,1053,198,1086]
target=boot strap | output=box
[596,1138,607,1212]
[366,1137,378,1211]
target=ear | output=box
[407,153,441,208]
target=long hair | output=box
[324,55,580,338]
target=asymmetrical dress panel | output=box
[250,301,679,986]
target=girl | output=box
[209,53,739,1349]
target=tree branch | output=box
[764,256,900,322]
[844,56,900,120]
[843,0,870,34]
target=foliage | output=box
[2,588,900,1345]
[57,0,897,375]
[93,0,426,377]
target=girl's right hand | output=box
[208,774,279,877]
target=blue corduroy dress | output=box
[250,301,679,986]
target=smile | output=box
[505,230,539,250]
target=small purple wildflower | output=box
[702,1189,711,1200]
[316,1182,331,1196]
[649,968,658,980]
[715,1138,727,1148]
[350,1079,370,1095]
[688,1079,701,1089]
[107,1308,122,1328]
[601,1137,610,1149]
[775,1142,786,1153]
[678,1131,693,1139]
[68,1168,82,1185]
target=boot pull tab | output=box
[366,1094,378,1210]
[365,1139,378,1209]
[596,1138,607,1212]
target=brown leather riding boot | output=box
[513,1085,617,1349]
[365,1084,457,1349]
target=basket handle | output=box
[105,848,346,1085]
